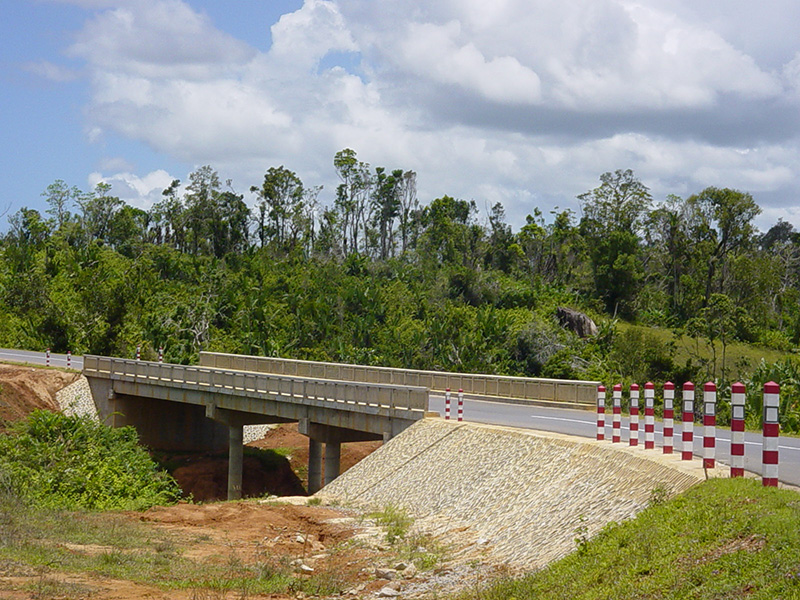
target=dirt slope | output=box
[0,363,79,425]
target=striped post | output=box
[644,382,655,449]
[703,382,717,469]
[663,382,674,454]
[457,389,464,422]
[46,348,50,367]
[136,345,141,361]
[158,346,164,363]
[629,384,640,446]
[612,384,622,443]
[67,350,71,369]
[730,382,746,478]
[445,388,451,420]
[596,385,606,441]
[682,382,694,461]
[763,381,780,487]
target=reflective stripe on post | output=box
[629,384,640,446]
[730,382,746,478]
[158,346,164,363]
[612,384,622,443]
[703,382,716,469]
[445,388,451,420]
[46,348,50,367]
[67,350,71,369]
[644,382,655,449]
[457,389,464,422]
[136,345,141,361]
[663,382,674,454]
[682,382,694,461]
[597,385,606,441]
[763,381,780,487]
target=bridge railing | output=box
[199,352,598,407]
[83,355,430,415]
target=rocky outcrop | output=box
[556,307,598,337]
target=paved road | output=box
[429,394,800,487]
[2,348,796,485]
[0,348,83,370]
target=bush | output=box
[0,410,181,511]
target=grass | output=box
[455,478,800,600]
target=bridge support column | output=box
[324,441,341,486]
[228,422,244,501]
[308,439,323,494]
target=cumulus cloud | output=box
[23,60,79,82]
[88,169,174,209]
[55,0,800,230]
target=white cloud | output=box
[88,169,174,210]
[53,0,800,229]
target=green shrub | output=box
[0,410,181,511]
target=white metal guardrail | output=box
[83,355,430,415]
[199,352,599,407]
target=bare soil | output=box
[0,363,78,425]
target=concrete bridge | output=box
[83,353,598,499]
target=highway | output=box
[2,348,797,485]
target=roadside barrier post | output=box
[612,384,622,443]
[663,382,675,454]
[159,346,164,363]
[703,382,717,469]
[682,382,694,461]
[644,382,655,449]
[597,385,606,441]
[67,350,71,369]
[730,382,746,478]
[445,388,451,420]
[457,389,464,422]
[46,348,50,367]
[136,345,141,361]
[763,381,780,487]
[629,384,640,446]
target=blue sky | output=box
[3,0,800,232]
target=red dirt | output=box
[0,363,78,425]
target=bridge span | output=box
[82,353,599,499]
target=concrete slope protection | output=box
[320,419,715,572]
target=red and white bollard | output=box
[445,388,451,420]
[682,382,694,461]
[644,382,655,449]
[158,346,164,363]
[457,389,464,422]
[703,382,717,469]
[46,348,50,367]
[730,382,746,478]
[136,345,141,361]
[763,381,780,487]
[67,350,71,369]
[629,384,640,446]
[596,385,606,441]
[612,384,622,443]
[663,382,675,454]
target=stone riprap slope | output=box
[319,419,719,572]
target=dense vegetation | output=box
[462,478,800,600]
[0,410,180,510]
[2,151,800,423]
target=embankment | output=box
[319,418,720,572]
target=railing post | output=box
[629,384,639,447]
[682,382,695,461]
[730,382,746,477]
[703,382,716,469]
[763,381,780,487]
[663,382,674,454]
[596,385,606,441]
[644,382,655,449]
[612,384,622,443]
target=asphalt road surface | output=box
[2,348,796,486]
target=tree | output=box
[685,187,761,304]
[578,169,652,237]
[333,149,372,255]
[251,166,305,251]
[42,180,80,230]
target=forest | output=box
[2,149,800,425]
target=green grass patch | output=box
[460,478,800,600]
